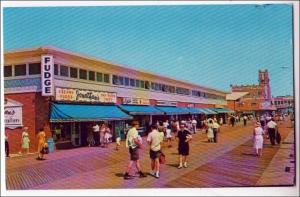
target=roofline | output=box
[4,46,229,94]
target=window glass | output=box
[145,81,150,89]
[54,64,58,75]
[14,64,27,76]
[89,71,95,81]
[130,78,135,87]
[140,80,145,89]
[70,67,78,78]
[104,74,110,83]
[4,66,12,77]
[151,82,155,90]
[119,76,124,85]
[96,72,103,82]
[60,65,69,77]
[79,69,87,80]
[125,77,129,86]
[135,79,140,88]
[29,63,41,75]
[113,75,119,85]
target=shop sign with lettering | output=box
[123,98,150,105]
[4,99,23,129]
[41,55,54,96]
[156,100,177,106]
[55,87,117,103]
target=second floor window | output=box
[14,64,27,76]
[4,66,12,77]
[79,69,87,80]
[89,71,95,81]
[29,63,41,75]
[60,65,69,77]
[70,67,78,78]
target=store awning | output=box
[118,105,164,115]
[187,107,207,114]
[50,103,133,122]
[212,108,235,114]
[155,106,191,115]
[201,108,218,115]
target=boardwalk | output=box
[5,120,295,190]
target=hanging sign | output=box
[156,100,177,106]
[41,55,54,96]
[55,87,117,103]
[123,97,150,105]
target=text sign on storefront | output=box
[156,100,177,106]
[56,87,117,103]
[123,98,150,105]
[4,99,23,129]
[187,104,195,108]
[41,55,54,96]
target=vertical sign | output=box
[41,55,54,96]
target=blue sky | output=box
[3,4,293,96]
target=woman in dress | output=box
[207,120,214,142]
[21,127,30,155]
[103,125,111,148]
[177,122,192,168]
[166,125,172,148]
[253,122,264,157]
[37,128,46,160]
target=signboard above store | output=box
[4,99,23,129]
[55,87,117,103]
[123,97,150,105]
[156,100,177,107]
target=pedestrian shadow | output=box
[166,163,179,168]
[115,173,124,177]
[170,153,178,155]
[241,153,256,157]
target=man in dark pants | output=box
[230,116,235,127]
[92,123,100,146]
[5,133,9,157]
[267,118,277,146]
[212,120,220,143]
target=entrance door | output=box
[71,122,81,147]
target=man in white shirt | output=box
[191,118,197,134]
[267,118,277,146]
[212,120,220,143]
[147,124,164,178]
[92,123,100,146]
[243,115,248,126]
[124,121,146,180]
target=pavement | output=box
[5,120,296,190]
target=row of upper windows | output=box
[4,63,226,100]
[274,100,292,105]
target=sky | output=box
[3,4,294,96]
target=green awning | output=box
[187,107,207,114]
[50,103,133,122]
[201,108,217,115]
[118,105,164,115]
[212,108,235,114]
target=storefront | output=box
[212,108,234,124]
[50,87,132,148]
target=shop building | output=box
[271,95,294,115]
[4,46,229,153]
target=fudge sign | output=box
[41,55,54,96]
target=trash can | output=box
[47,138,55,153]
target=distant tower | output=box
[258,69,271,101]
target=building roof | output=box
[226,92,249,101]
[4,46,229,95]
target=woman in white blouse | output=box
[253,122,264,157]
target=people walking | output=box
[191,118,197,134]
[207,120,214,142]
[243,115,248,126]
[212,120,220,143]
[21,127,30,155]
[253,122,264,157]
[37,128,46,160]
[267,118,278,146]
[103,124,111,148]
[219,117,223,126]
[147,124,164,178]
[177,122,192,169]
[230,116,235,127]
[124,121,146,180]
[166,125,173,148]
[93,122,100,146]
[5,132,9,157]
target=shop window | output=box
[54,64,58,75]
[79,69,87,80]
[60,65,69,77]
[4,66,12,77]
[14,64,27,76]
[145,81,150,89]
[89,71,95,81]
[119,76,124,85]
[140,80,145,89]
[96,72,103,82]
[29,63,41,75]
[135,79,140,88]
[125,77,129,86]
[113,75,119,85]
[130,78,135,87]
[70,67,78,78]
[104,74,110,83]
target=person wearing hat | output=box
[177,122,192,169]
[124,120,147,180]
[253,122,265,157]
[20,126,30,155]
